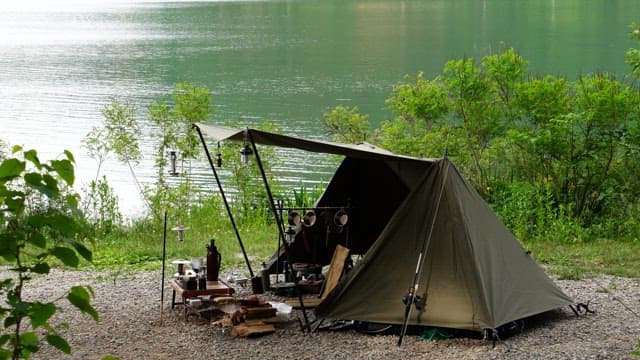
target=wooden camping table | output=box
[170,279,235,309]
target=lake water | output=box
[1,0,638,217]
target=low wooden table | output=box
[170,279,235,309]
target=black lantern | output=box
[168,150,179,176]
[240,144,253,165]
[215,142,222,168]
[239,129,253,165]
[284,225,296,244]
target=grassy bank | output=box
[526,239,640,279]
[88,218,640,280]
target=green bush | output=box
[0,146,97,359]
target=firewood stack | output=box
[213,295,277,337]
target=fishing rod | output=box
[397,158,450,346]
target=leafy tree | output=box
[0,146,97,359]
[324,46,640,230]
[147,82,213,222]
[81,126,122,234]
[377,72,450,158]
[322,106,370,144]
[627,22,640,79]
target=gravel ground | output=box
[15,268,640,360]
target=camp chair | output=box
[286,244,350,309]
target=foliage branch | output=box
[0,146,97,359]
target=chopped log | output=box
[213,317,233,328]
[243,305,277,319]
[285,297,323,309]
[213,296,235,305]
[231,310,244,325]
[231,322,275,337]
[238,295,261,306]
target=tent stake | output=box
[398,159,450,346]
[194,124,254,277]
[247,129,312,333]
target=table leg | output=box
[171,290,176,309]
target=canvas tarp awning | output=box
[195,122,434,163]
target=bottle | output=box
[206,239,222,281]
[283,260,290,283]
[261,262,270,291]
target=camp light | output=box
[168,150,179,176]
[284,225,296,244]
[171,225,189,241]
[215,142,222,168]
[334,210,349,227]
[239,129,253,165]
[302,210,316,227]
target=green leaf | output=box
[63,238,92,263]
[24,149,42,169]
[46,333,71,354]
[20,332,40,358]
[24,172,59,198]
[66,193,79,208]
[50,159,75,186]
[3,193,25,213]
[28,214,78,237]
[102,355,121,360]
[4,316,16,328]
[30,262,50,274]
[67,286,99,322]
[26,232,46,248]
[0,334,9,347]
[0,348,11,360]
[49,247,79,267]
[63,149,75,163]
[29,302,56,328]
[20,331,40,353]
[0,278,14,290]
[0,158,25,181]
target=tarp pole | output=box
[247,129,311,332]
[160,209,167,325]
[193,124,254,277]
[397,159,450,346]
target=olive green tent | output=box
[195,123,574,332]
[314,158,573,331]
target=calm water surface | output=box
[0,0,638,217]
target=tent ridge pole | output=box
[193,124,254,277]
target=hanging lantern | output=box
[215,142,222,168]
[168,150,179,176]
[172,225,189,241]
[240,143,253,165]
[239,129,253,165]
[284,225,296,244]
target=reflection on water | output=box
[0,0,637,217]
